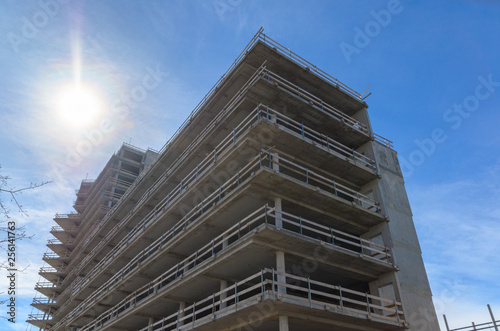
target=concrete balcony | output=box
[30,297,59,313]
[26,313,52,329]
[80,269,405,331]
[39,265,67,283]
[50,225,78,243]
[64,105,380,296]
[57,136,383,322]
[53,213,81,229]
[47,238,74,256]
[35,281,62,297]
[55,202,393,330]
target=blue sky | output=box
[1,0,499,330]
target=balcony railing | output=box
[82,269,405,331]
[57,203,391,329]
[61,114,381,307]
[32,297,56,305]
[81,28,388,264]
[47,238,74,246]
[261,68,369,135]
[35,281,60,289]
[27,313,52,321]
[253,28,364,101]
[40,266,66,273]
[54,213,80,219]
[43,252,70,260]
[51,226,78,233]
[67,108,380,297]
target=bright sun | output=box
[57,84,102,127]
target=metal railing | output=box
[260,104,376,172]
[254,28,364,101]
[58,204,392,328]
[65,106,380,303]
[53,146,382,328]
[449,321,500,331]
[47,238,74,246]
[27,314,52,321]
[43,252,70,260]
[54,213,80,219]
[261,68,369,135]
[35,282,61,290]
[50,226,78,233]
[374,132,394,148]
[67,54,384,280]
[54,139,381,322]
[79,28,385,267]
[82,268,404,331]
[40,266,66,273]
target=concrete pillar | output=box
[148,317,154,331]
[272,152,280,172]
[178,301,186,326]
[276,251,286,294]
[220,280,228,309]
[279,315,289,331]
[274,197,283,228]
[222,234,228,249]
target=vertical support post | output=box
[148,317,154,331]
[260,270,265,300]
[276,251,286,294]
[366,293,371,317]
[279,316,289,331]
[488,304,499,331]
[274,197,282,229]
[220,280,228,309]
[307,277,312,307]
[339,285,344,314]
[272,152,279,173]
[178,301,185,327]
[234,281,238,311]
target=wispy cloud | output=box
[408,160,500,328]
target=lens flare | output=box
[57,84,101,127]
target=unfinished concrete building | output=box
[28,29,440,330]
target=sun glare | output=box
[57,84,102,127]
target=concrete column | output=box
[276,251,286,294]
[274,197,283,228]
[148,317,154,331]
[178,301,186,326]
[279,315,289,331]
[222,234,228,249]
[220,280,228,309]
[272,152,279,172]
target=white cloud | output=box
[407,161,500,329]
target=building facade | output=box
[28,29,440,331]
